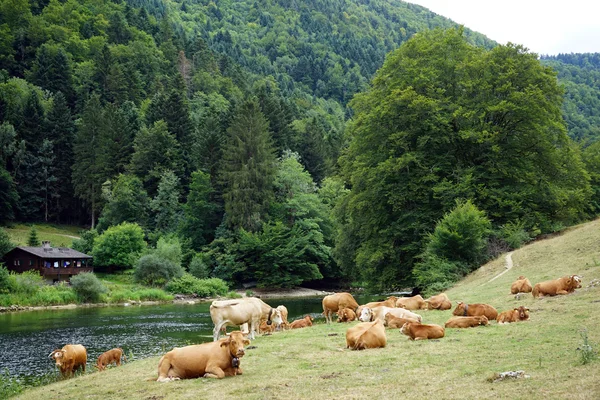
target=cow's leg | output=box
[203,364,225,379]
[213,321,227,341]
[556,290,568,295]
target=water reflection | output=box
[0,295,383,380]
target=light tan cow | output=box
[359,306,422,323]
[346,320,387,350]
[362,296,399,309]
[384,313,418,329]
[49,344,87,378]
[401,322,445,340]
[276,305,289,330]
[337,307,357,322]
[395,295,427,310]
[510,276,533,294]
[210,298,282,341]
[322,293,359,324]
[289,315,314,329]
[156,331,250,381]
[425,293,452,310]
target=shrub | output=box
[92,223,147,270]
[413,254,460,294]
[165,273,229,297]
[12,271,44,295]
[154,235,183,267]
[134,254,184,287]
[135,288,173,301]
[70,273,107,303]
[0,368,23,399]
[0,264,10,294]
[71,229,98,255]
[499,220,531,249]
[578,329,598,365]
[188,254,209,279]
[0,228,14,257]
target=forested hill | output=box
[541,54,600,144]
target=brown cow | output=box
[346,320,387,350]
[289,315,314,329]
[157,331,250,381]
[276,305,289,330]
[395,295,427,310]
[510,276,533,294]
[362,296,399,309]
[337,307,357,323]
[322,293,359,324]
[496,306,530,324]
[384,313,418,329]
[401,322,445,340]
[95,348,126,371]
[444,316,489,328]
[532,275,582,298]
[49,344,87,378]
[425,293,452,310]
[452,302,498,320]
[259,319,276,335]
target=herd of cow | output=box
[48,274,582,383]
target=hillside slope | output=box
[14,219,600,399]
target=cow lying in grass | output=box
[511,276,533,294]
[96,348,126,371]
[395,295,427,310]
[445,316,489,328]
[346,320,386,350]
[452,302,498,320]
[401,322,445,340]
[532,275,582,298]
[425,293,452,310]
[496,306,529,324]
[384,313,418,329]
[157,331,250,381]
[337,307,357,322]
[289,315,314,329]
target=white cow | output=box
[210,298,283,341]
[359,306,422,323]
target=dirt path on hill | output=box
[487,252,514,283]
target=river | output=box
[0,294,383,382]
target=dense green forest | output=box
[1,0,599,292]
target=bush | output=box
[499,221,531,249]
[71,229,98,255]
[134,254,184,287]
[12,271,44,295]
[154,235,183,267]
[0,368,23,399]
[165,273,229,297]
[0,264,10,294]
[92,223,147,270]
[413,254,460,294]
[188,254,209,279]
[0,228,14,257]
[70,273,107,303]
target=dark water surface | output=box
[0,295,381,380]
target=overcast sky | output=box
[406,0,600,55]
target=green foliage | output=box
[0,264,10,294]
[69,272,107,303]
[27,225,40,247]
[92,222,146,270]
[188,254,209,279]
[498,221,531,250]
[0,368,23,399]
[180,170,218,251]
[164,273,228,297]
[71,229,97,255]
[97,174,150,232]
[11,270,44,295]
[0,228,14,257]
[134,254,184,287]
[153,235,183,267]
[150,170,182,234]
[578,329,598,365]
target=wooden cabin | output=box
[3,241,93,283]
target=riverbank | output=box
[0,287,334,313]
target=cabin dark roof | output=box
[11,246,92,259]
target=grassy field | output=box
[13,219,600,399]
[3,223,82,248]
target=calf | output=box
[322,293,359,324]
[336,307,356,323]
[445,316,489,328]
[395,295,427,310]
[510,276,533,294]
[95,348,126,371]
[157,331,250,381]
[49,344,87,378]
[289,315,314,329]
[425,293,452,310]
[259,319,276,335]
[401,322,445,340]
[384,313,418,329]
[496,306,529,324]
[346,320,386,350]
[532,275,582,298]
[452,302,498,320]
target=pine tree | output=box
[151,169,182,234]
[39,138,57,222]
[27,225,40,247]
[221,98,276,232]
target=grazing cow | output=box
[444,316,489,328]
[395,295,427,310]
[452,302,498,320]
[401,322,445,340]
[157,331,250,381]
[322,293,359,324]
[384,313,418,329]
[359,306,421,323]
[337,307,357,323]
[425,293,452,310]
[276,305,289,330]
[95,348,126,371]
[496,306,530,324]
[289,315,314,329]
[532,275,582,298]
[346,320,387,350]
[510,276,533,294]
[362,296,399,309]
[210,298,282,341]
[49,344,87,378]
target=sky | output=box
[406,0,600,55]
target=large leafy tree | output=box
[339,28,591,289]
[220,98,276,232]
[97,174,150,232]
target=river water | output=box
[0,295,382,381]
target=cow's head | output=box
[517,276,526,281]
[267,308,283,327]
[358,307,373,322]
[452,302,466,316]
[400,322,415,336]
[572,275,582,289]
[49,349,64,366]
[516,306,529,321]
[476,316,489,326]
[336,307,347,322]
[221,331,250,358]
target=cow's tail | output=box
[156,355,170,381]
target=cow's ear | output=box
[220,338,231,348]
[243,339,250,346]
